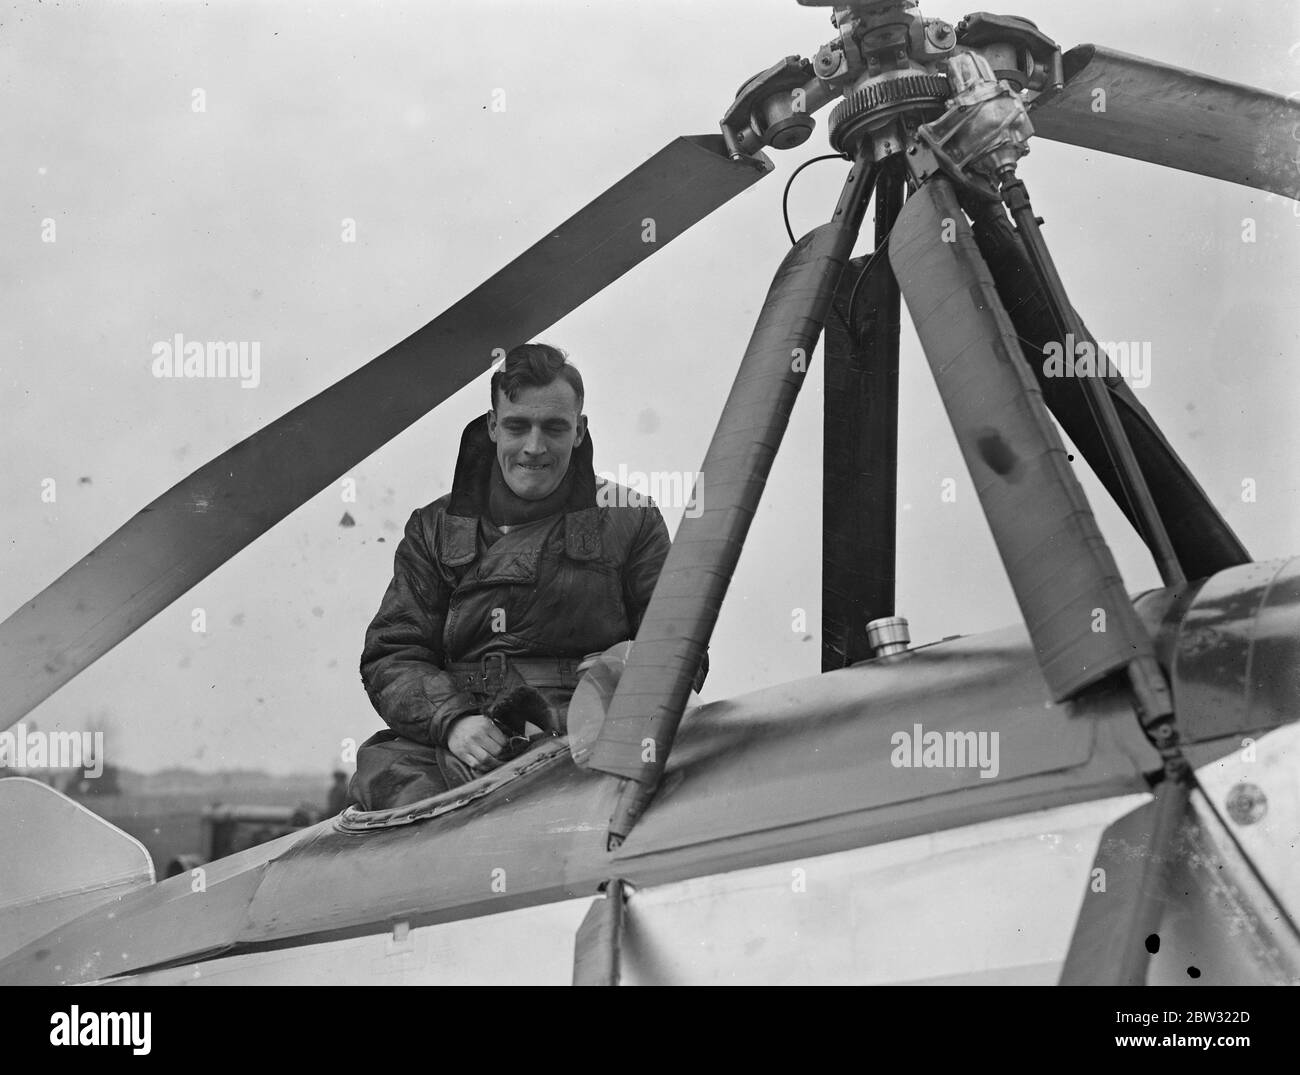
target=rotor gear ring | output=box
[828,73,951,153]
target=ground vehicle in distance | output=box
[163,804,319,879]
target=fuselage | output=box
[3,557,1298,985]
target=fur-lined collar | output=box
[447,414,596,518]
[439,414,602,567]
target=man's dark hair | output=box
[490,343,584,412]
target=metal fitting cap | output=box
[866,616,911,657]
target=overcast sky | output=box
[3,0,1298,774]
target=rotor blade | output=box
[0,135,770,733]
[1030,45,1300,199]
[963,196,1250,580]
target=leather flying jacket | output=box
[359,415,671,748]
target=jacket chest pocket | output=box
[446,549,627,650]
[444,547,540,640]
[454,546,540,591]
[539,555,628,639]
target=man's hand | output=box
[446,713,509,773]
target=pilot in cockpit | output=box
[350,343,698,811]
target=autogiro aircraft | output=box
[1,1,1297,985]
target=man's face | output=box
[487,381,586,500]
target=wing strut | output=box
[572,880,627,987]
[889,177,1172,720]
[587,145,881,844]
[1059,782,1191,985]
